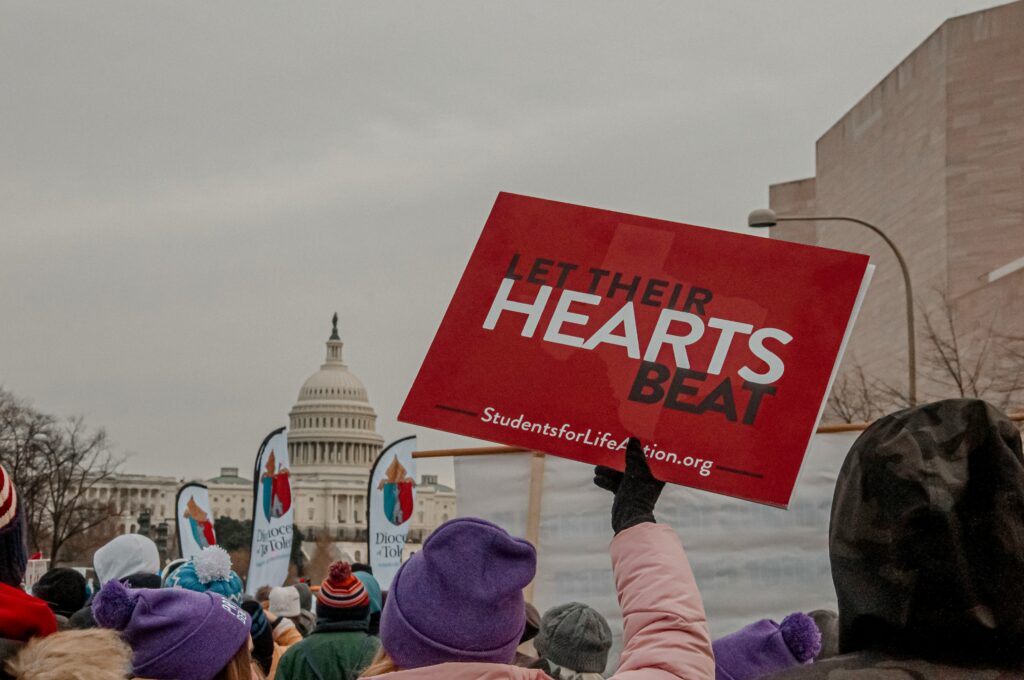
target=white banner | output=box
[455,432,858,672]
[367,436,417,590]
[176,482,217,560]
[246,428,293,595]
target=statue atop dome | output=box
[330,312,340,341]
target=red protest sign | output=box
[400,193,872,507]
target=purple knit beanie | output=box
[92,579,251,680]
[713,613,822,680]
[380,517,536,669]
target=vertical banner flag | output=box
[176,482,217,560]
[367,436,417,590]
[246,427,293,594]
[400,193,873,507]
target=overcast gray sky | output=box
[0,0,1003,484]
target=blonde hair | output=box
[6,629,132,680]
[213,642,265,680]
[359,648,400,677]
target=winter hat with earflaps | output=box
[0,464,28,588]
[712,613,822,680]
[380,517,537,669]
[534,602,613,674]
[164,545,244,604]
[92,579,250,680]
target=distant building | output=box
[285,315,455,560]
[90,315,456,564]
[767,1,1024,409]
[206,467,253,521]
[87,473,178,536]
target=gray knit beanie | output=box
[534,602,613,673]
[294,581,313,612]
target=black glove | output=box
[594,437,665,534]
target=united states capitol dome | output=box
[288,314,384,474]
[296,353,369,402]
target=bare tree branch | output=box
[0,388,125,564]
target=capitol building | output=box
[89,316,455,564]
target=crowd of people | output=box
[0,397,1021,679]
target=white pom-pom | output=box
[193,545,232,584]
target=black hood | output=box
[829,399,1024,664]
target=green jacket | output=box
[276,619,380,680]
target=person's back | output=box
[278,626,379,680]
[276,561,379,680]
[767,400,1024,679]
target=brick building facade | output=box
[768,1,1024,412]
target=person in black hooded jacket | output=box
[766,399,1024,679]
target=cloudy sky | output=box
[0,0,1002,483]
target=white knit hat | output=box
[269,585,301,618]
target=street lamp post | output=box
[747,208,917,406]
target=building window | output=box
[308,508,314,520]
[418,512,424,523]
[443,514,449,522]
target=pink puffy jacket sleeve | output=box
[608,523,715,680]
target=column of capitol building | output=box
[89,315,456,564]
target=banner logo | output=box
[176,482,217,560]
[260,450,292,521]
[379,457,415,526]
[184,495,216,549]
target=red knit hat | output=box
[317,562,369,621]
[0,582,57,641]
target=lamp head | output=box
[748,208,778,228]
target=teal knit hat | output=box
[164,546,243,604]
[354,570,383,615]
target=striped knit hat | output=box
[317,561,369,621]
[0,464,27,588]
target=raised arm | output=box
[596,439,715,680]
